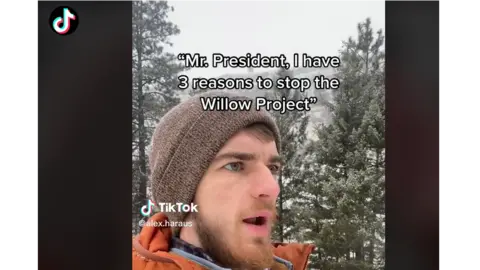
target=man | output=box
[132,91,315,270]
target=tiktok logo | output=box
[140,199,156,217]
[49,7,79,35]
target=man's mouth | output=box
[241,211,273,236]
[242,216,267,226]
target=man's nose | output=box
[250,164,280,200]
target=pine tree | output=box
[132,0,186,234]
[305,18,385,269]
[351,91,385,268]
[268,68,311,243]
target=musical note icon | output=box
[140,199,155,217]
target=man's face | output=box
[192,128,281,269]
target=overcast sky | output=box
[165,1,385,79]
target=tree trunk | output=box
[136,16,147,215]
[355,244,363,261]
[278,172,284,242]
[368,236,375,264]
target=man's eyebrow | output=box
[269,155,283,165]
[212,152,284,165]
[212,152,257,163]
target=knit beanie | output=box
[148,90,281,225]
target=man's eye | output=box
[224,162,243,172]
[269,165,280,174]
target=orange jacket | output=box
[132,213,315,270]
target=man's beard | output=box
[192,210,276,269]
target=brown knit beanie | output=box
[148,90,281,225]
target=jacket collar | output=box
[133,213,315,270]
